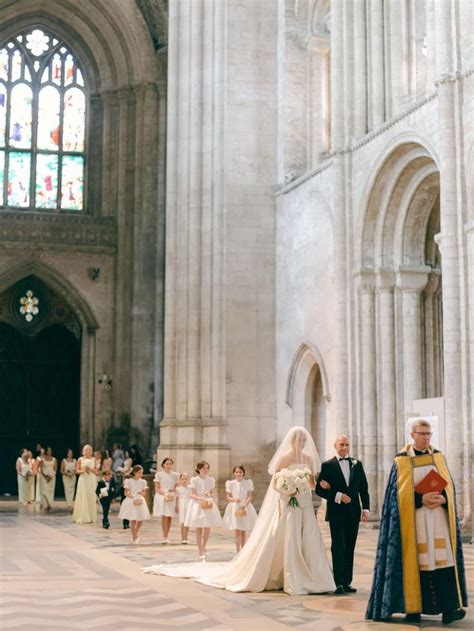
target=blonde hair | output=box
[82,444,93,455]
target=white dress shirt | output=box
[334,457,370,515]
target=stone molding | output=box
[396,265,431,293]
[375,270,396,292]
[354,269,376,293]
[0,213,117,250]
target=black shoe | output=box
[103,523,110,529]
[344,585,357,593]
[405,613,421,623]
[334,585,346,595]
[442,609,466,625]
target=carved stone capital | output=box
[396,266,430,293]
[424,270,441,295]
[354,269,375,294]
[376,270,396,293]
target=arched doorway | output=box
[0,275,81,495]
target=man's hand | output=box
[422,492,445,508]
[341,493,351,504]
[319,479,331,490]
[361,511,369,522]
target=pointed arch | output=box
[0,259,99,330]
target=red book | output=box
[415,469,447,495]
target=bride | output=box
[143,426,335,595]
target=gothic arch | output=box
[0,259,99,330]
[286,341,331,407]
[0,0,159,91]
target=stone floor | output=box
[0,501,472,630]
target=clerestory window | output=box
[0,27,86,212]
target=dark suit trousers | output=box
[100,498,111,525]
[329,517,359,588]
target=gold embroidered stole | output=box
[395,449,462,613]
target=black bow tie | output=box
[338,457,350,461]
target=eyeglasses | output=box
[413,431,432,436]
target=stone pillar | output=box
[331,0,349,435]
[434,0,464,494]
[113,87,133,427]
[308,34,330,164]
[353,0,367,136]
[356,271,378,514]
[387,0,404,116]
[376,271,397,502]
[423,271,441,398]
[369,0,384,128]
[397,268,429,412]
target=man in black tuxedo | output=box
[95,469,116,529]
[316,434,370,594]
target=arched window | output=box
[0,28,86,212]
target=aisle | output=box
[0,503,472,630]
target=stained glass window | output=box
[0,28,86,211]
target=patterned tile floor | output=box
[1,501,472,630]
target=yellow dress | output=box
[72,457,97,523]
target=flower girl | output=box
[185,461,222,559]
[174,472,192,544]
[118,465,150,544]
[153,457,179,544]
[223,465,258,553]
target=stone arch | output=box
[0,259,99,330]
[356,134,440,269]
[0,0,159,91]
[286,341,331,407]
[0,259,99,445]
[286,341,331,458]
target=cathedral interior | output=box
[0,0,472,534]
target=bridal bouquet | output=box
[274,467,312,508]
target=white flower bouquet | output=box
[274,467,313,508]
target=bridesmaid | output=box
[16,449,33,505]
[61,448,77,508]
[34,445,45,504]
[223,465,258,553]
[174,472,192,544]
[94,450,103,475]
[39,447,57,511]
[72,444,97,524]
[26,451,36,503]
[118,465,150,544]
[153,457,179,543]
[185,461,222,559]
[101,449,112,472]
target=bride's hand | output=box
[319,479,331,490]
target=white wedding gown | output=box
[143,460,335,595]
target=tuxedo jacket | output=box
[316,456,370,523]
[95,479,117,504]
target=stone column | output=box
[331,0,349,435]
[376,271,397,501]
[387,0,404,116]
[113,87,133,426]
[423,271,441,398]
[353,0,367,136]
[434,0,464,492]
[356,271,378,514]
[369,0,384,127]
[397,268,429,412]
